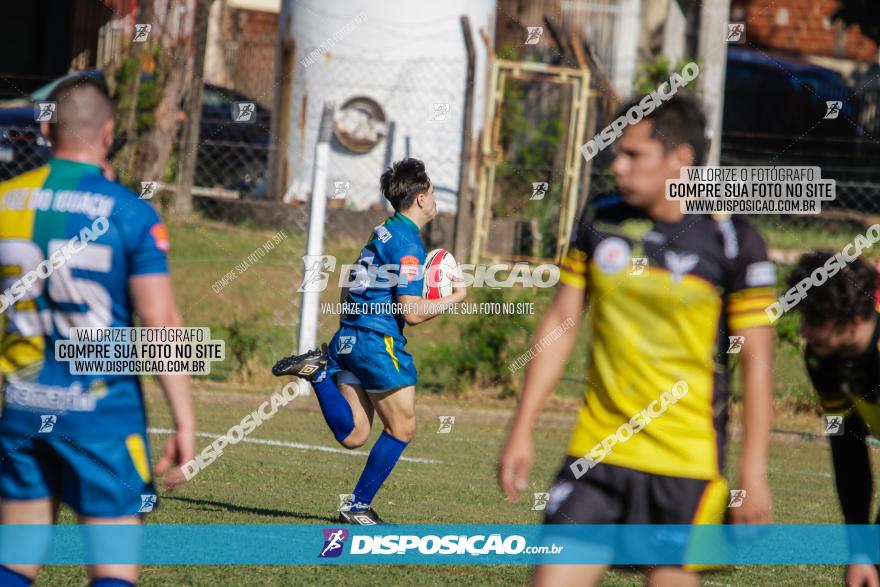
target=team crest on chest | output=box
[664,250,700,283]
[595,237,631,274]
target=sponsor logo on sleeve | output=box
[745,261,776,287]
[150,223,170,253]
[399,255,420,278]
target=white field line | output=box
[768,465,832,478]
[147,427,442,464]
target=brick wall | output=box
[731,0,877,61]
[224,7,277,106]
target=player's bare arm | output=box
[397,275,466,325]
[732,324,774,524]
[498,283,585,501]
[130,274,196,491]
[835,418,878,587]
[829,414,873,523]
[837,424,878,586]
[847,562,880,587]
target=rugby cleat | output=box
[271,343,327,380]
[339,505,385,525]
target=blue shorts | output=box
[326,326,417,392]
[0,431,155,518]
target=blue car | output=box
[724,47,857,138]
[721,47,878,207]
[0,69,271,190]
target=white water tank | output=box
[283,0,495,212]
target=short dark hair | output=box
[788,251,877,327]
[380,158,431,211]
[614,91,708,165]
[47,75,113,105]
[45,75,115,148]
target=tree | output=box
[110,0,191,189]
[175,0,214,216]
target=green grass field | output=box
[25,216,880,585]
[35,383,876,586]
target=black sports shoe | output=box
[339,506,385,525]
[271,343,327,380]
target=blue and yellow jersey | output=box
[560,195,776,480]
[0,158,169,439]
[340,211,426,342]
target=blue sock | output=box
[312,374,355,443]
[90,579,135,587]
[351,431,408,508]
[0,566,32,587]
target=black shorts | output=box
[544,457,728,526]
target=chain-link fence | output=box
[0,126,271,197]
[0,126,51,181]
[5,63,879,256]
[285,55,467,212]
[194,137,271,195]
[580,114,880,248]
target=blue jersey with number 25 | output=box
[0,158,169,439]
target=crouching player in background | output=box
[786,252,880,587]
[273,158,465,524]
[0,76,195,586]
[498,92,776,586]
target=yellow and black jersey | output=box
[560,194,776,480]
[804,314,880,524]
[805,314,880,435]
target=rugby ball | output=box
[423,249,458,300]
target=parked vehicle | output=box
[0,70,271,190]
[724,47,857,138]
[722,47,878,209]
